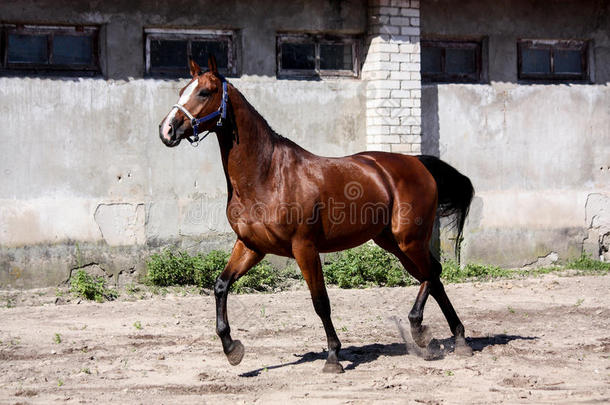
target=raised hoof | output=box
[454,337,473,357]
[411,324,432,348]
[322,362,345,374]
[226,340,245,366]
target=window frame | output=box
[276,33,360,79]
[421,39,483,84]
[144,28,237,78]
[517,39,589,82]
[0,23,100,75]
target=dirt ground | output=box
[1,273,609,404]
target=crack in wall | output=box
[584,193,610,260]
[94,203,146,246]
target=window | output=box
[145,28,237,77]
[518,39,588,81]
[0,24,99,75]
[421,40,483,83]
[277,34,360,78]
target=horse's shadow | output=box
[239,334,537,377]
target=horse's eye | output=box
[198,90,211,98]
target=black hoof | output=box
[411,324,431,348]
[226,340,245,366]
[322,362,344,374]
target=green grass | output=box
[143,248,609,293]
[566,254,610,272]
[323,243,416,288]
[70,270,118,302]
[146,249,281,293]
[440,260,511,283]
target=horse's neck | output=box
[216,85,277,194]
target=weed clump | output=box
[323,243,415,288]
[566,254,610,272]
[70,270,118,302]
[146,249,280,293]
[440,260,511,283]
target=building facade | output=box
[0,0,608,287]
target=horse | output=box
[158,56,475,373]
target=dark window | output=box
[145,29,236,77]
[518,40,588,81]
[277,34,359,78]
[0,24,99,75]
[53,35,93,65]
[8,34,47,64]
[281,43,315,70]
[192,40,228,70]
[320,43,353,70]
[421,40,482,83]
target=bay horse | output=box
[159,56,475,373]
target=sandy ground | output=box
[1,274,609,405]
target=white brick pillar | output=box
[363,0,421,154]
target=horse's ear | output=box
[189,58,201,77]
[208,54,218,74]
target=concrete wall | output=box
[421,0,610,267]
[0,0,368,287]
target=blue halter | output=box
[172,77,228,146]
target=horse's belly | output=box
[315,200,390,252]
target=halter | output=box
[172,77,228,146]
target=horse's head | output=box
[159,55,227,147]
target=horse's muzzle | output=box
[159,120,182,147]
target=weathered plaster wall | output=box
[422,0,610,267]
[0,0,368,287]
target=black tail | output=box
[417,155,475,263]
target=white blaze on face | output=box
[161,79,199,140]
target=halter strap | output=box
[172,77,228,146]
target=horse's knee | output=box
[214,276,230,298]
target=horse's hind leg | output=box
[293,241,343,373]
[428,255,473,356]
[376,231,471,355]
[374,233,432,348]
[214,239,263,366]
[408,280,432,348]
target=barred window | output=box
[518,39,588,81]
[145,28,237,77]
[277,34,360,78]
[0,24,100,75]
[421,39,483,83]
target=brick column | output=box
[363,0,421,154]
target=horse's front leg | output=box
[215,239,263,366]
[293,241,344,373]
